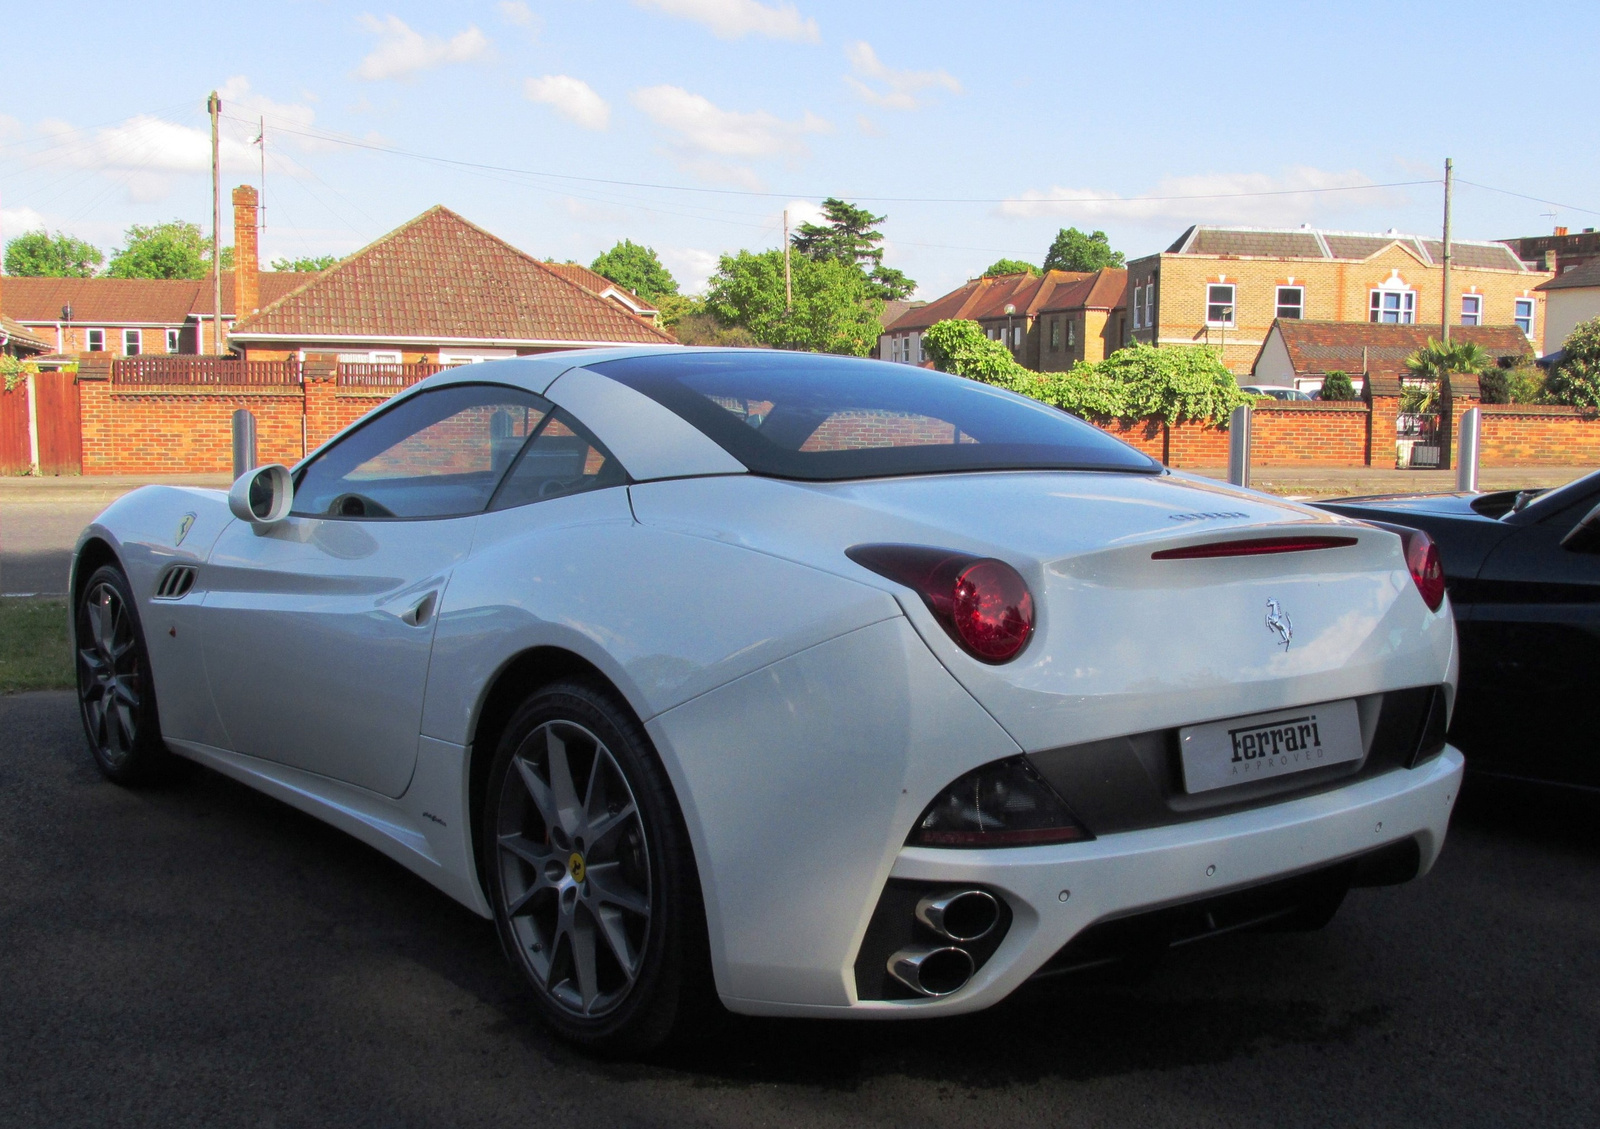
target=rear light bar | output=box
[1151,535,1359,560]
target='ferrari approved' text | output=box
[1179,700,1363,793]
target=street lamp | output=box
[1004,303,1017,354]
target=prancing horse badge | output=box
[175,512,196,547]
[1265,598,1293,651]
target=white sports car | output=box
[73,348,1463,1052]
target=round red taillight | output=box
[1405,531,1446,612]
[951,560,1034,662]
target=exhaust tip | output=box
[915,889,1001,943]
[887,946,975,997]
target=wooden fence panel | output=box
[0,381,29,474]
[34,371,82,475]
[113,357,300,385]
[337,362,443,388]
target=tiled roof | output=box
[879,299,924,329]
[1264,320,1533,390]
[2,273,302,324]
[233,207,674,345]
[539,262,658,314]
[882,270,1127,334]
[1035,268,1127,313]
[1,314,52,353]
[1169,226,1530,271]
[1535,256,1600,291]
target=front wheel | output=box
[483,681,713,1054]
[75,564,174,785]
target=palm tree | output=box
[1402,338,1491,412]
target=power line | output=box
[1456,179,1600,219]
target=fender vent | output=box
[153,565,197,600]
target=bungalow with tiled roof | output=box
[1251,320,1534,395]
[1,313,52,358]
[538,261,660,322]
[229,205,676,363]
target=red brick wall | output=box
[1479,406,1600,467]
[1250,403,1368,466]
[79,379,305,475]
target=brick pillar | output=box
[75,356,112,475]
[232,185,260,321]
[303,355,338,451]
[1440,373,1482,473]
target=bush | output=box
[1550,316,1600,409]
[1320,370,1357,401]
[1477,368,1510,404]
[1096,343,1254,425]
[1504,366,1547,404]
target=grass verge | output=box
[0,598,74,693]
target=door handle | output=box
[400,591,438,627]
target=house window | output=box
[1206,284,1235,326]
[1050,319,1061,349]
[166,328,180,352]
[1459,294,1482,326]
[1369,288,1416,324]
[1067,320,1076,347]
[1276,286,1304,320]
[1145,282,1156,326]
[86,329,105,352]
[1515,299,1535,335]
[1013,326,1023,347]
[1132,287,1144,329]
[913,334,923,363]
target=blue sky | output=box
[2,0,1596,297]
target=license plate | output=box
[1178,700,1362,794]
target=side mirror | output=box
[1559,501,1600,553]
[228,463,295,526]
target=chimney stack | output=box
[232,185,260,319]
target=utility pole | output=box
[1441,157,1454,345]
[208,91,223,356]
[783,209,793,311]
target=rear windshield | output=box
[586,351,1159,481]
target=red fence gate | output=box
[0,373,83,475]
[0,379,28,474]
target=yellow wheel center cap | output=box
[568,852,586,883]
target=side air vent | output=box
[153,565,198,600]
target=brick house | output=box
[1,313,52,358]
[538,262,660,323]
[1127,226,1553,374]
[228,201,676,362]
[1251,321,1534,395]
[1534,256,1600,354]
[1499,226,1600,277]
[878,269,1126,369]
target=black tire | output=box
[75,563,174,785]
[482,680,714,1055]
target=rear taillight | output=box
[1398,527,1446,612]
[847,544,1035,663]
[910,757,1091,847]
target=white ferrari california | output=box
[72,347,1463,1052]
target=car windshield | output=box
[585,351,1160,481]
[1515,466,1600,521]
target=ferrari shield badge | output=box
[1265,598,1293,651]
[175,512,196,547]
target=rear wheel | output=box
[483,681,712,1054]
[75,564,173,785]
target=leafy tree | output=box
[1319,370,1357,401]
[590,240,680,302]
[4,230,103,277]
[269,255,339,272]
[106,221,231,279]
[790,197,915,300]
[1042,227,1125,273]
[705,249,883,355]
[981,258,1038,278]
[1096,342,1252,425]
[1549,316,1600,409]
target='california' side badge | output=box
[175,512,196,547]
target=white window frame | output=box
[122,328,142,355]
[1460,294,1482,326]
[1067,320,1076,347]
[1206,283,1236,327]
[1275,285,1304,320]
[86,328,105,352]
[165,328,181,353]
[913,334,924,363]
[1514,298,1535,336]
[1369,286,1416,324]
[1145,282,1156,326]
[1132,286,1144,329]
[1012,325,1023,347]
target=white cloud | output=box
[843,41,959,111]
[659,245,721,292]
[855,114,884,137]
[29,114,261,203]
[217,76,331,150]
[998,167,1404,229]
[2,204,49,237]
[525,75,610,130]
[632,0,819,42]
[782,199,826,228]
[631,85,828,157]
[355,15,491,81]
[0,114,22,140]
[498,1,536,26]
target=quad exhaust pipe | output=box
[887,946,976,997]
[915,888,1000,943]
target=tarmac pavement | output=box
[1,690,1597,1128]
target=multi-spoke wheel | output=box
[484,681,712,1053]
[75,564,171,784]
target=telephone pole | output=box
[783,209,793,311]
[208,91,223,356]
[1441,157,1453,344]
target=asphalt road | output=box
[2,692,1597,1129]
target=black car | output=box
[1316,469,1600,791]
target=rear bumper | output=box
[725,747,1463,1018]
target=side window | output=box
[490,410,627,510]
[294,384,550,519]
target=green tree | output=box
[1402,338,1493,413]
[269,255,339,272]
[981,258,1038,278]
[1319,370,1357,401]
[1549,316,1600,409]
[4,230,103,277]
[1096,342,1252,424]
[589,240,680,302]
[705,249,883,355]
[921,320,1125,420]
[790,197,915,300]
[106,220,232,279]
[1042,227,1125,273]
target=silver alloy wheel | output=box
[496,719,653,1019]
[77,581,142,768]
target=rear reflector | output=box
[1152,535,1359,560]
